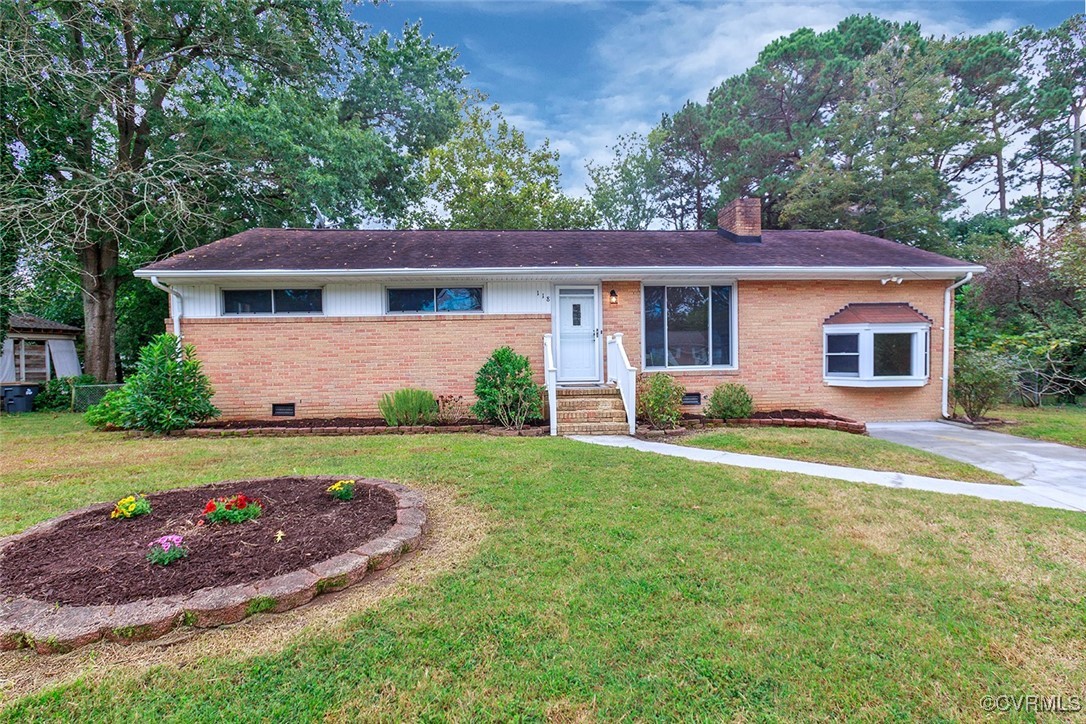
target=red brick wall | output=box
[603,279,951,421]
[179,314,550,419]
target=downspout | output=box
[941,272,973,419]
[150,275,183,338]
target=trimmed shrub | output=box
[704,383,754,420]
[472,347,543,430]
[378,388,438,426]
[83,333,218,433]
[637,373,685,429]
[35,374,97,411]
[83,387,131,430]
[952,349,1017,421]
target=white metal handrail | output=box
[606,333,637,435]
[542,333,558,436]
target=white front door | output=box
[556,287,601,382]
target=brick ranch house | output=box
[135,198,984,434]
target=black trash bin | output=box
[2,384,39,413]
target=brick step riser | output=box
[555,388,620,397]
[556,400,626,412]
[557,423,631,435]
[556,412,628,423]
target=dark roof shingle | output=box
[140,228,975,274]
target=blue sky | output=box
[359,1,1083,198]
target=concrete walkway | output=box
[570,434,1086,512]
[868,421,1086,511]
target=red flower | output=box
[203,500,217,514]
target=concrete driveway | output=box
[867,421,1086,511]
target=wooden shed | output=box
[0,314,83,383]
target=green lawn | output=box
[2,414,1085,721]
[991,404,1086,448]
[682,427,1014,484]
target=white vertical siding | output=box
[176,284,218,317]
[324,283,383,316]
[486,282,552,314]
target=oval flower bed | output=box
[0,476,426,654]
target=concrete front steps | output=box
[555,386,631,435]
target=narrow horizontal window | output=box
[273,288,322,314]
[644,285,734,369]
[223,290,272,315]
[387,287,482,313]
[222,289,322,315]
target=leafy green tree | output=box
[407,103,599,230]
[704,15,896,227]
[650,102,716,229]
[1014,16,1086,227]
[586,134,660,230]
[1,3,464,381]
[781,35,977,249]
[943,32,1027,216]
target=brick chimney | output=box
[717,197,762,243]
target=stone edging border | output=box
[165,424,548,438]
[637,415,867,439]
[0,477,427,655]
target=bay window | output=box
[823,324,930,386]
[643,285,735,369]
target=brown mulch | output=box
[682,409,854,423]
[0,478,397,607]
[194,417,477,429]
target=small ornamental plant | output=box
[327,479,356,501]
[111,494,152,520]
[146,535,188,566]
[203,494,263,524]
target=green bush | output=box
[952,349,1017,421]
[378,388,438,426]
[35,374,97,411]
[704,383,754,420]
[471,347,543,430]
[637,373,685,429]
[83,333,218,433]
[83,387,131,430]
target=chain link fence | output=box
[71,384,123,412]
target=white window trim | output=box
[220,287,325,316]
[823,322,930,388]
[640,282,739,372]
[383,284,486,315]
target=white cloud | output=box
[493,1,1022,201]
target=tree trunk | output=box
[1072,103,1082,221]
[993,120,1007,216]
[79,239,119,382]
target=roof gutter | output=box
[941,272,974,419]
[149,275,184,337]
[134,264,986,282]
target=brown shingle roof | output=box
[824,303,932,325]
[8,313,81,334]
[139,228,976,273]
